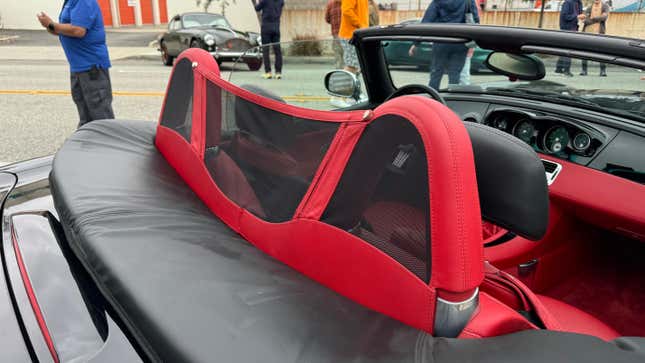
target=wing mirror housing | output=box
[324,70,362,100]
[485,52,546,81]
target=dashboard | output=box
[443,95,645,242]
[483,110,604,160]
[446,96,645,185]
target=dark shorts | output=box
[70,67,114,128]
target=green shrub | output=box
[288,34,323,56]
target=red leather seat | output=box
[358,152,620,341]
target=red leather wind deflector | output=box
[155,49,484,336]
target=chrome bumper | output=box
[210,51,261,60]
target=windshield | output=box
[182,14,231,28]
[383,39,645,122]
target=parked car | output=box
[158,12,262,70]
[2,23,645,363]
[383,18,492,73]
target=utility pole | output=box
[538,0,547,28]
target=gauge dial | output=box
[513,120,535,143]
[572,132,592,152]
[543,126,570,154]
[493,116,510,131]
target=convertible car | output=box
[2,24,645,362]
[158,12,262,69]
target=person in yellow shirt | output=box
[339,0,369,74]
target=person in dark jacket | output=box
[580,0,610,76]
[555,0,585,76]
[255,0,284,79]
[37,0,114,128]
[409,0,479,90]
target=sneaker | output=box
[563,72,574,77]
[262,72,272,79]
[554,68,563,74]
[600,70,607,77]
[579,71,587,76]
[275,73,282,80]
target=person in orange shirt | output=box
[339,0,369,74]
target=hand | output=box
[408,45,416,57]
[577,14,586,20]
[37,12,53,28]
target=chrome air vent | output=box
[542,159,562,186]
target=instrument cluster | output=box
[484,110,601,157]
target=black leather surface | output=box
[49,120,645,362]
[465,122,549,240]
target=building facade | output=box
[0,0,259,31]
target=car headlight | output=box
[249,33,261,46]
[204,34,215,46]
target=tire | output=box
[246,60,262,71]
[190,39,202,48]
[160,41,174,66]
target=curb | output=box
[0,35,20,45]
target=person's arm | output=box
[421,1,438,23]
[37,12,86,37]
[471,0,480,23]
[583,6,593,25]
[561,2,580,22]
[325,1,332,24]
[593,4,609,22]
[254,0,264,11]
[341,0,361,28]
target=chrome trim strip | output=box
[541,159,562,186]
[436,287,479,306]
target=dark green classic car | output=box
[383,18,491,73]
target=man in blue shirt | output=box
[410,0,480,90]
[37,0,113,127]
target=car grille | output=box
[224,39,251,52]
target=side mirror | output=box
[484,52,546,81]
[324,70,361,100]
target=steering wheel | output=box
[384,84,447,105]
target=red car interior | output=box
[155,49,631,341]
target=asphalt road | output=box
[1,56,643,164]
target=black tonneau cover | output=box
[49,120,645,362]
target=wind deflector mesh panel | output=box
[322,115,430,282]
[160,58,194,142]
[203,80,339,223]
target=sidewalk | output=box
[107,25,167,33]
[0,35,20,45]
[0,46,159,62]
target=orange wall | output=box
[98,0,211,26]
[141,0,154,24]
[159,0,168,23]
[118,0,136,25]
[97,0,112,26]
